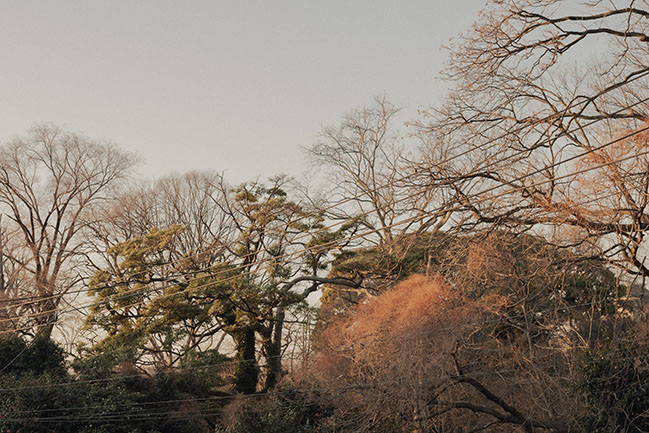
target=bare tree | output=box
[416,0,649,281]
[0,124,135,338]
[86,171,232,272]
[307,96,451,251]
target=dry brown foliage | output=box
[301,274,576,432]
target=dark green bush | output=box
[578,332,649,433]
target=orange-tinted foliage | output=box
[300,268,582,431]
[313,275,493,386]
[303,275,505,430]
[576,121,649,196]
[321,274,466,342]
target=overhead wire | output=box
[2,71,648,314]
[1,63,648,426]
[1,117,647,336]
[1,101,648,336]
[0,138,639,404]
[0,290,635,396]
[2,346,648,424]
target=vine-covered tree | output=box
[209,175,357,392]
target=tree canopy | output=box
[2,2,649,431]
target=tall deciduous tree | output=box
[0,125,135,338]
[307,96,451,251]
[417,0,649,279]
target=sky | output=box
[0,0,487,184]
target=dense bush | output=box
[216,390,332,433]
[0,337,230,433]
[578,324,649,433]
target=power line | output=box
[0,65,645,407]
[0,119,643,334]
[0,294,628,395]
[1,346,646,424]
[0,143,641,342]
[3,74,647,316]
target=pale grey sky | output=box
[0,1,487,183]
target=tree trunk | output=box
[262,307,285,391]
[233,327,258,394]
[36,295,57,340]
